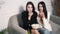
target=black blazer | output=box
[22,11,38,30]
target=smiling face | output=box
[27,4,33,13]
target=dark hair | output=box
[38,1,47,18]
[26,1,35,12]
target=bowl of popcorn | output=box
[31,24,40,29]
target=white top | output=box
[37,16,52,31]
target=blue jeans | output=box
[38,28,52,34]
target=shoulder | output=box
[22,11,27,14]
[22,11,28,15]
[33,11,37,16]
[34,11,37,14]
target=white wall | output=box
[0,0,52,31]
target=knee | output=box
[44,29,51,34]
[31,29,40,34]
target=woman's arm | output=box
[22,12,28,30]
[42,17,52,31]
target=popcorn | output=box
[31,24,40,29]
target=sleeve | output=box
[22,12,28,30]
[43,17,52,31]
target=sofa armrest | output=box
[50,15,60,25]
[8,15,27,34]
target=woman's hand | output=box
[39,12,45,18]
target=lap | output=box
[38,28,52,34]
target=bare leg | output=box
[31,29,40,34]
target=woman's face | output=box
[27,4,33,12]
[39,4,44,18]
[39,4,43,12]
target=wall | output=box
[54,0,60,16]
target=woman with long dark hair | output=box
[22,1,38,34]
[37,1,52,34]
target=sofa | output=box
[8,13,60,34]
